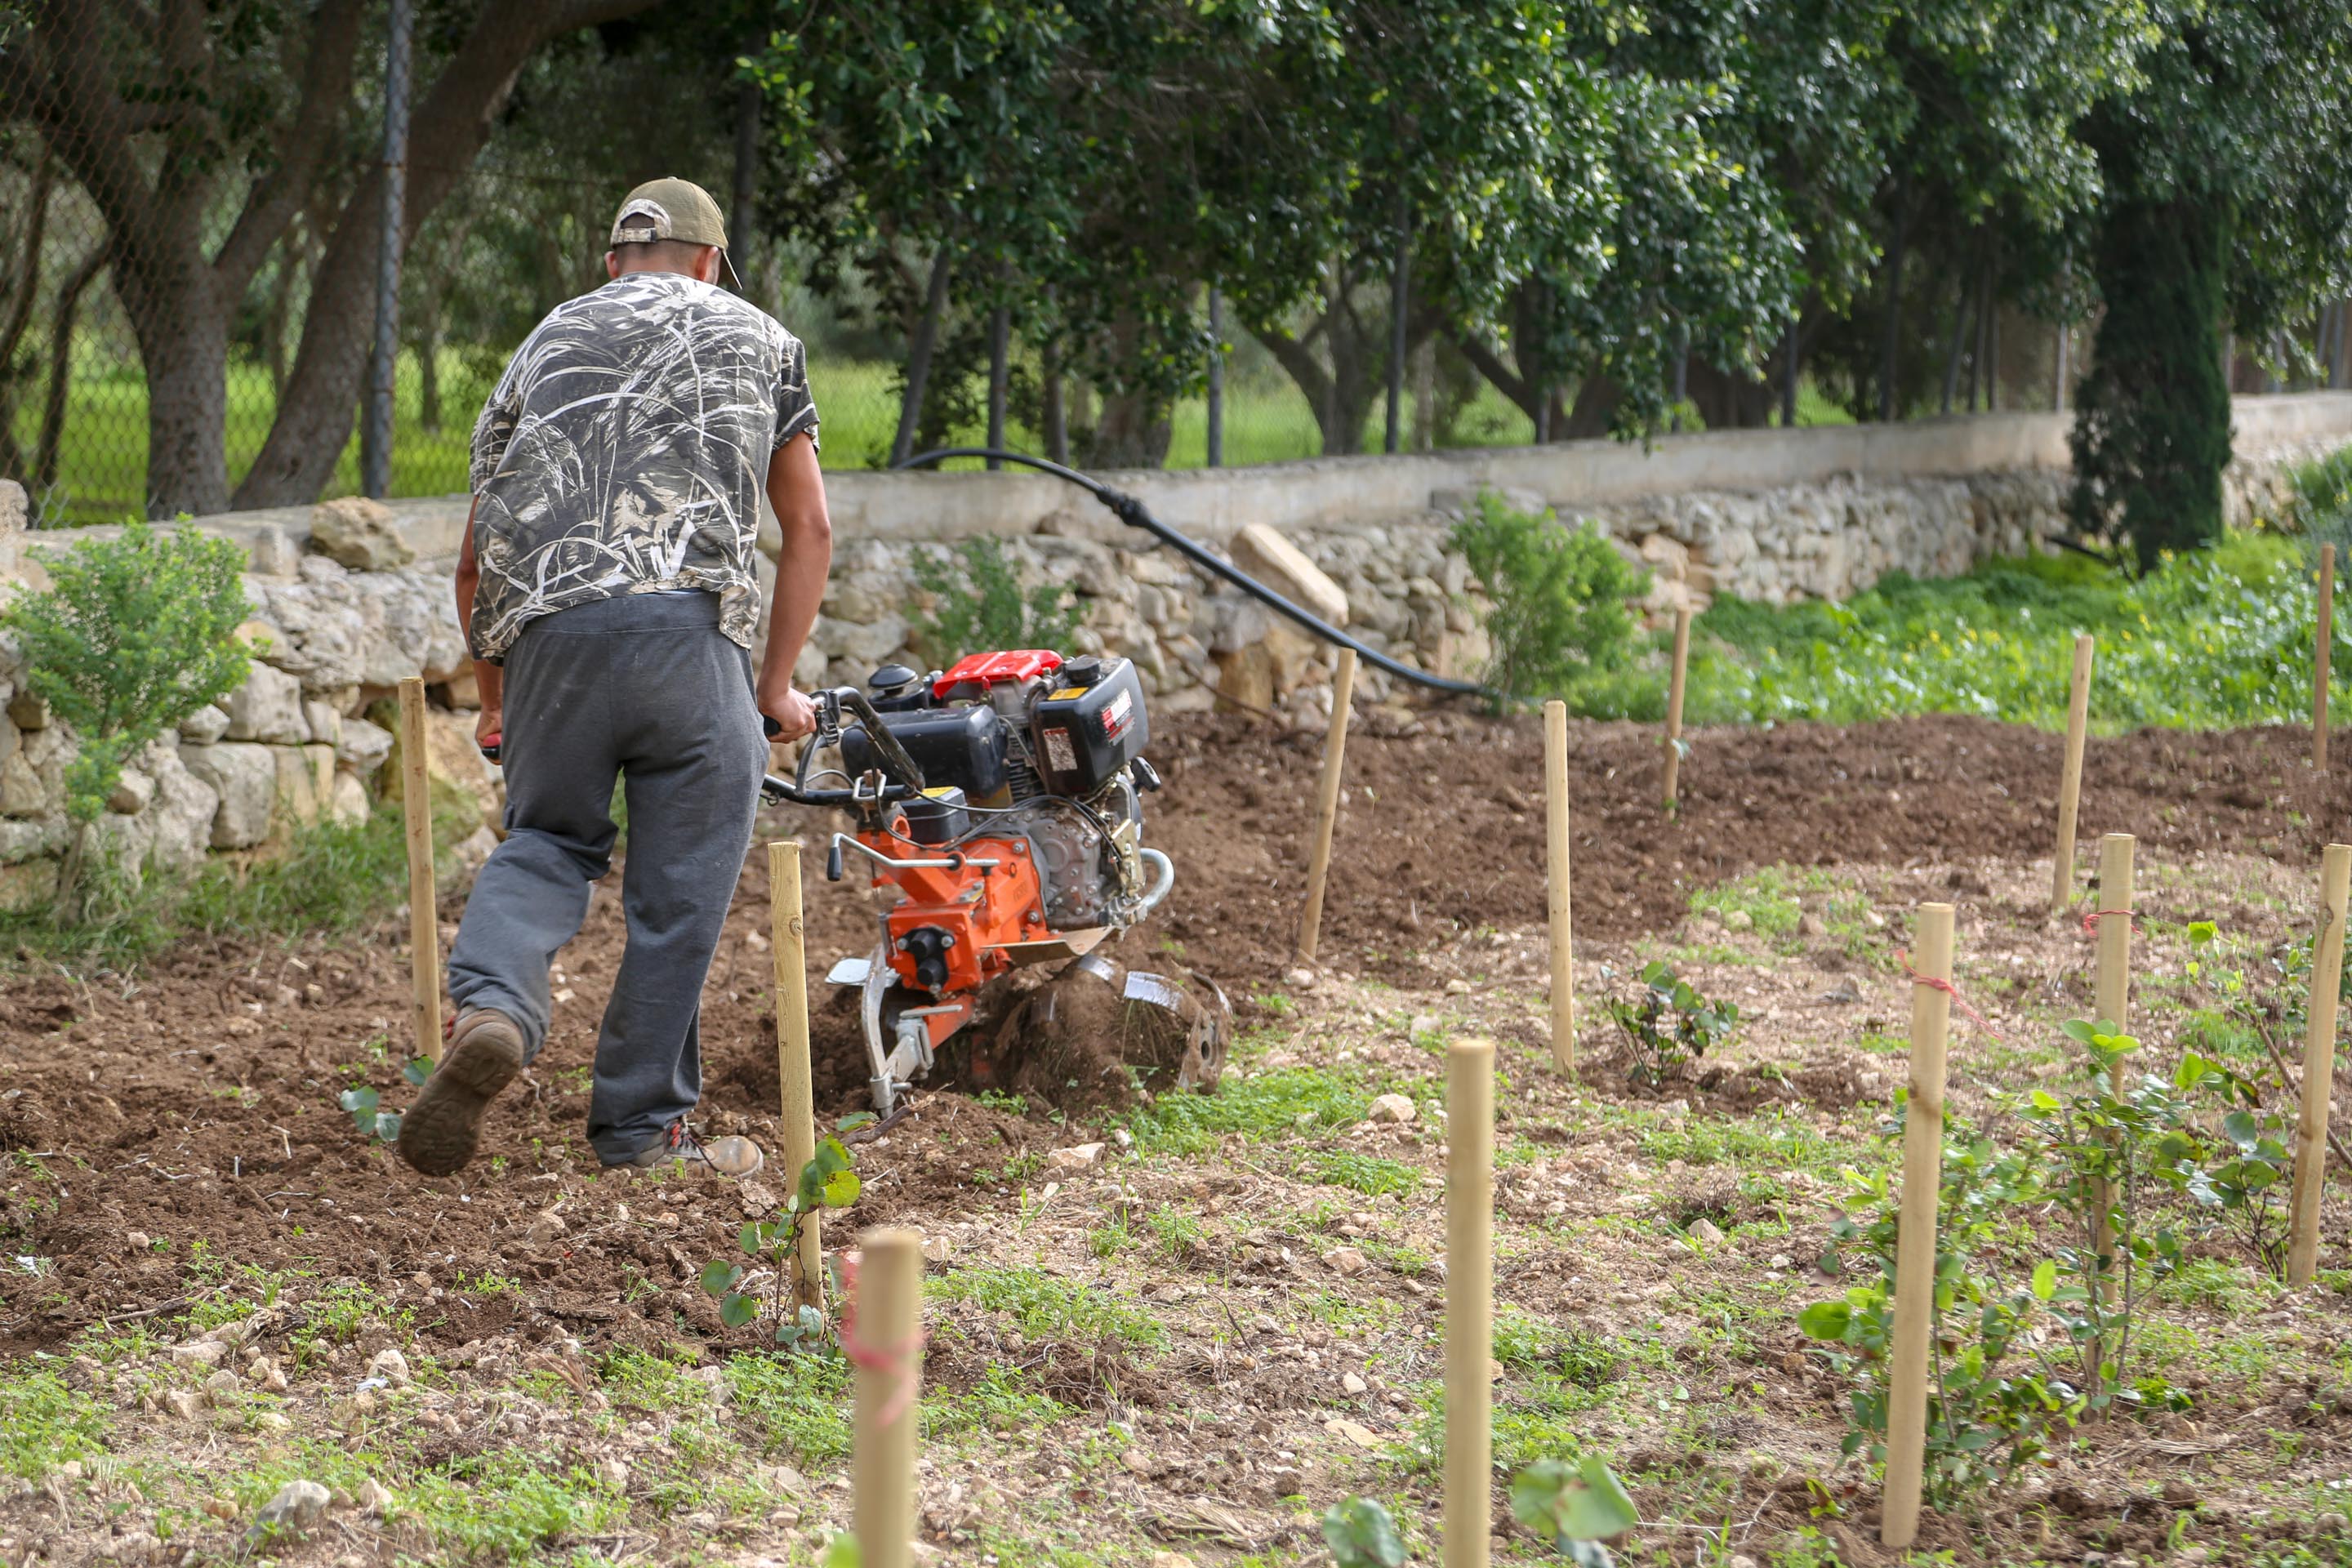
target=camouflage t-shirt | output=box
[465,271,818,660]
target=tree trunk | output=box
[119,257,232,517]
[416,287,443,433]
[36,246,109,493]
[1878,176,1909,422]
[1940,272,1972,416]
[1685,359,1769,430]
[234,0,664,508]
[890,249,952,469]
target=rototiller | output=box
[760,648,1224,1114]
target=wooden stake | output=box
[1544,701,1575,1071]
[2094,834,2135,1075]
[2050,634,2095,916]
[1661,607,1693,811]
[1295,648,1357,966]
[1445,1037,1495,1568]
[2092,832,2135,1306]
[2317,544,2336,773]
[397,677,443,1064]
[2287,843,2352,1285]
[852,1227,924,1568]
[768,840,823,1310]
[1881,903,1955,1552]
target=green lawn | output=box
[22,346,1851,524]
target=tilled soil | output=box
[0,707,2341,1356]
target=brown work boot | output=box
[395,1009,524,1178]
[612,1121,764,1178]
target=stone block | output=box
[336,716,393,773]
[180,742,276,849]
[0,749,46,817]
[180,704,230,744]
[1211,644,1273,715]
[7,690,47,729]
[106,768,155,816]
[302,699,344,748]
[271,744,337,828]
[1229,523,1349,629]
[310,497,416,570]
[221,660,307,744]
[249,526,300,577]
[145,746,219,872]
[328,770,371,826]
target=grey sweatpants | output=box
[446,591,767,1164]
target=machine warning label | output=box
[1043,726,1078,772]
[1102,689,1134,738]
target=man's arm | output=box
[757,431,832,741]
[452,497,505,748]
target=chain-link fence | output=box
[14,5,2346,531]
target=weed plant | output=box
[1683,532,2338,731]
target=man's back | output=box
[466,271,818,662]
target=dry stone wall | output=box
[0,430,2332,903]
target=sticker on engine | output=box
[1043,726,1078,772]
[1102,688,1133,738]
[1048,686,1088,702]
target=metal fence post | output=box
[362,0,413,500]
[1386,196,1408,455]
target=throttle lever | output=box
[826,838,845,881]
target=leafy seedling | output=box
[338,1087,400,1143]
[702,1135,862,1345]
[1510,1457,1640,1567]
[1321,1497,1406,1568]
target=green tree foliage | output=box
[2069,0,2352,564]
[2068,196,2234,564]
[1,520,248,903]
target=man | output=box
[397,177,831,1181]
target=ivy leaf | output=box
[339,1086,379,1116]
[403,1058,433,1086]
[835,1111,879,1134]
[700,1261,742,1298]
[2031,1260,2058,1300]
[372,1111,403,1143]
[797,1137,858,1213]
[719,1292,760,1330]
[821,1168,862,1208]
[1320,1497,1405,1568]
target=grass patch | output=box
[930,1266,1167,1352]
[0,1366,109,1480]
[1682,532,2341,733]
[1115,1064,1375,1155]
[1303,1151,1425,1197]
[924,1365,1070,1441]
[0,803,465,973]
[727,1352,853,1467]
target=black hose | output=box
[894,445,1493,698]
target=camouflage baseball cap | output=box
[609,177,728,250]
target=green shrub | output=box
[1,519,249,908]
[2287,443,2352,562]
[1450,488,1649,710]
[908,537,1080,667]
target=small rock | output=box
[1797,913,1827,939]
[366,1348,412,1387]
[249,1479,332,1543]
[201,1496,239,1521]
[1729,1557,1761,1568]
[355,1477,394,1515]
[252,1410,291,1432]
[123,1231,151,1254]
[251,1357,288,1392]
[1251,1312,1280,1334]
[1686,1218,1726,1247]
[1341,1371,1368,1395]
[170,1340,229,1368]
[1045,1143,1104,1173]
[202,1369,240,1400]
[1120,1448,1156,1477]
[1365,1094,1416,1125]
[1407,1013,1441,1039]
[1285,967,1318,990]
[1152,1554,1196,1568]
[1722,909,1754,932]
[1324,1247,1369,1276]
[920,1234,954,1263]
[1443,978,1472,995]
